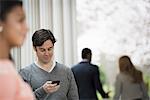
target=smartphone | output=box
[51,80,60,85]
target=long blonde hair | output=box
[119,55,143,83]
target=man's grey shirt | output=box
[19,62,79,100]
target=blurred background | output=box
[12,0,150,99]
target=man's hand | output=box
[104,91,111,98]
[42,81,60,93]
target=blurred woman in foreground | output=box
[0,0,34,99]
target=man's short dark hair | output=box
[32,29,56,47]
[82,48,92,59]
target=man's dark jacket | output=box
[72,61,108,100]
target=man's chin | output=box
[43,60,50,64]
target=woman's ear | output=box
[0,21,3,33]
[0,26,3,32]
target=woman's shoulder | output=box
[117,72,133,82]
[0,60,20,98]
[0,59,15,74]
[0,59,14,67]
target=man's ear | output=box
[33,46,37,51]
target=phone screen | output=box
[51,80,60,85]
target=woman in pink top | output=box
[0,0,35,100]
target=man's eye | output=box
[48,48,53,51]
[40,49,45,52]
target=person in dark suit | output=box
[71,48,109,100]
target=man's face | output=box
[35,40,54,64]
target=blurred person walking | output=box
[72,48,109,100]
[113,55,149,100]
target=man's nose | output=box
[44,50,50,55]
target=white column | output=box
[20,0,40,68]
[39,0,53,30]
[52,0,64,64]
[62,0,77,66]
[71,0,78,65]
[52,0,77,67]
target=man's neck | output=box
[37,61,53,72]
[82,59,90,62]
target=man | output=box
[20,29,79,100]
[72,48,109,100]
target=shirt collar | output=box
[34,56,56,73]
[82,59,89,62]
[49,61,56,72]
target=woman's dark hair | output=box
[119,55,143,83]
[32,29,56,48]
[0,0,23,21]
